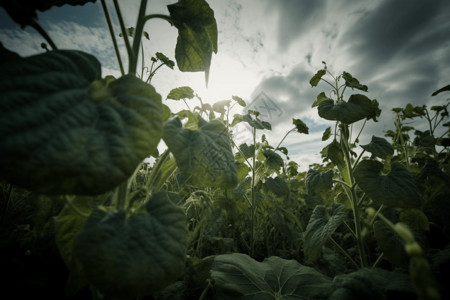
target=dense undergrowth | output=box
[1,0,450,299]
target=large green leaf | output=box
[360,135,394,159]
[304,203,347,262]
[330,268,414,299]
[211,253,332,299]
[305,169,334,195]
[354,160,422,208]
[0,0,95,27]
[162,117,238,188]
[73,191,186,297]
[317,94,381,124]
[167,0,217,85]
[265,176,289,196]
[54,195,105,296]
[0,50,163,195]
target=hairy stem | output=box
[31,20,58,50]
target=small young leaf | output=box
[155,52,175,69]
[312,92,329,107]
[317,94,381,124]
[342,71,368,92]
[167,86,195,100]
[304,203,347,262]
[360,135,394,159]
[242,113,272,130]
[310,69,326,87]
[322,127,332,141]
[212,100,231,114]
[354,160,422,208]
[293,118,309,134]
[232,95,246,107]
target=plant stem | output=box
[30,20,58,50]
[329,236,359,269]
[129,0,148,74]
[274,128,296,151]
[250,127,256,257]
[113,180,129,211]
[100,0,124,75]
[341,124,368,267]
[113,0,133,73]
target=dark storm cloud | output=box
[250,62,317,127]
[269,0,327,50]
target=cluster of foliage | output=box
[1,0,450,299]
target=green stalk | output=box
[113,0,133,72]
[129,0,148,74]
[100,0,124,75]
[341,124,368,267]
[250,126,257,257]
[30,20,58,50]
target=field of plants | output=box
[1,0,450,299]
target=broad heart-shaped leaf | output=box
[0,50,163,195]
[162,117,238,188]
[0,0,95,27]
[317,94,381,124]
[330,267,414,299]
[354,160,422,208]
[54,195,106,296]
[360,135,394,159]
[73,191,186,297]
[303,203,347,263]
[211,253,332,299]
[265,176,289,196]
[306,169,334,195]
[168,0,218,86]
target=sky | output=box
[1,0,449,170]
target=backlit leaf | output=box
[162,117,238,188]
[354,160,422,208]
[73,191,186,297]
[167,86,195,100]
[310,69,326,87]
[360,135,394,159]
[168,0,217,86]
[304,203,347,262]
[212,253,332,299]
[317,94,381,124]
[0,50,163,195]
[312,92,329,107]
[232,95,246,107]
[242,113,272,130]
